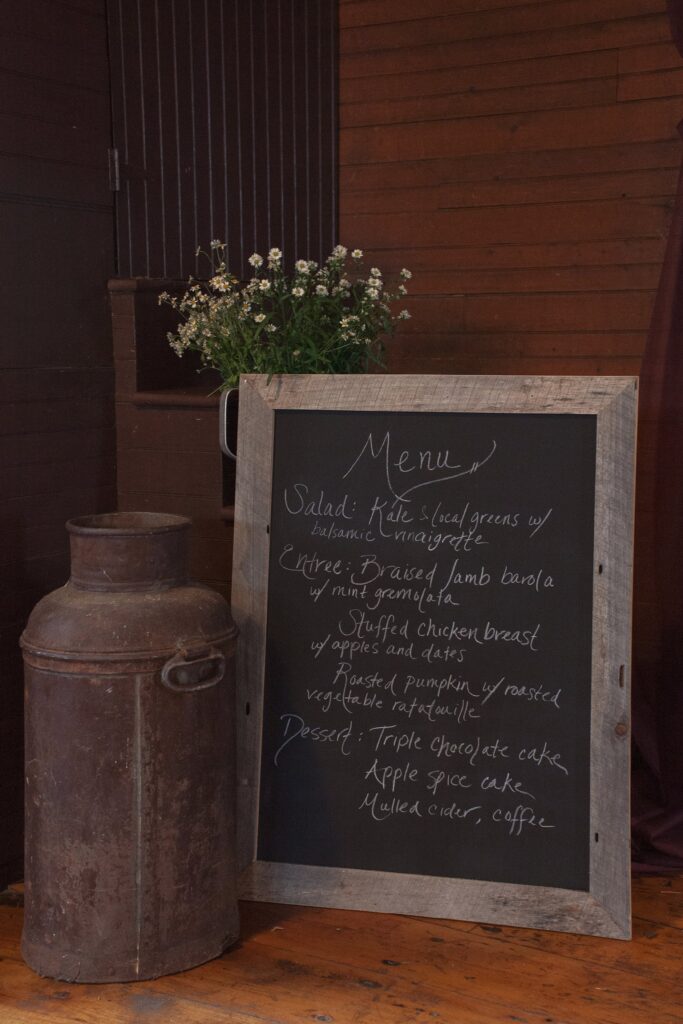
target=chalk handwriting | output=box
[343,431,497,502]
[261,413,592,887]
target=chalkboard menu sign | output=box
[232,375,636,939]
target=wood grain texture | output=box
[341,19,672,81]
[340,0,665,53]
[339,0,682,691]
[0,2,115,886]
[231,378,275,873]
[0,875,681,1024]
[340,49,621,104]
[341,139,682,192]
[590,382,638,936]
[233,374,636,939]
[339,2,682,386]
[110,281,234,601]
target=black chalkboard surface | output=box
[233,376,635,938]
[259,410,595,891]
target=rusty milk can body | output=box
[21,513,239,982]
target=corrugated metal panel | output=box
[108,0,338,279]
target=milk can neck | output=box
[67,513,191,592]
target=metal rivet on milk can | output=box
[20,512,239,983]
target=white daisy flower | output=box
[254,313,266,323]
[248,253,263,267]
[351,248,363,259]
[400,268,412,279]
[292,286,305,297]
[316,285,328,296]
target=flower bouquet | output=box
[160,243,411,387]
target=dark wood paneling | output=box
[341,0,664,53]
[108,0,338,279]
[340,139,682,191]
[619,65,683,100]
[388,353,642,374]
[0,112,108,168]
[339,0,683,790]
[342,78,618,128]
[438,167,677,210]
[401,264,661,294]
[0,0,115,887]
[341,0,542,26]
[0,486,117,537]
[343,200,671,249]
[2,454,116,501]
[117,448,219,499]
[618,40,683,72]
[340,49,619,104]
[0,70,110,130]
[0,367,113,405]
[387,291,656,334]
[0,157,110,212]
[369,238,668,271]
[0,558,73,637]
[0,206,114,368]
[2,0,106,47]
[338,0,682,371]
[0,33,109,92]
[0,426,115,469]
[344,168,676,212]
[341,97,683,165]
[341,13,671,78]
[0,396,114,437]
[116,404,220,453]
[389,331,645,359]
[110,280,232,607]
[462,291,655,332]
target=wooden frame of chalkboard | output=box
[232,375,636,940]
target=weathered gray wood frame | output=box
[231,374,637,940]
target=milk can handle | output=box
[161,645,226,692]
[219,388,238,460]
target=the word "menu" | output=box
[258,410,596,891]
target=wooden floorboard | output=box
[0,876,681,1023]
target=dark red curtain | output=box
[631,0,683,870]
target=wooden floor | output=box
[0,876,681,1023]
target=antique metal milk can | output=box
[21,512,239,982]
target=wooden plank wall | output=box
[110,280,233,606]
[338,0,683,378]
[0,0,116,887]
